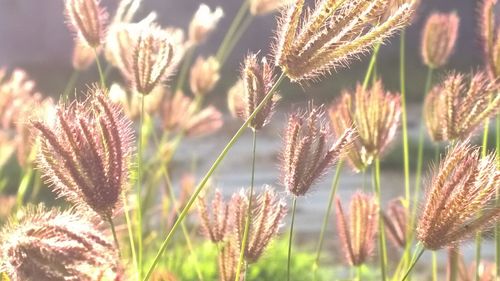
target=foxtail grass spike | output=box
[189,56,220,96]
[197,189,231,243]
[421,12,459,69]
[188,4,224,45]
[65,0,108,48]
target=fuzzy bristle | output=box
[64,0,108,48]
[421,12,459,69]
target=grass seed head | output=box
[416,140,500,250]
[65,0,108,48]
[335,192,379,266]
[421,12,460,69]
[479,0,500,79]
[190,56,220,97]
[32,86,134,219]
[281,105,356,196]
[188,4,224,45]
[197,189,231,243]
[382,198,407,249]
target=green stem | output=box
[62,71,80,100]
[356,265,362,281]
[215,0,250,62]
[122,193,139,279]
[362,42,381,89]
[373,158,388,281]
[137,95,145,279]
[412,67,433,226]
[175,46,195,93]
[287,196,298,281]
[475,117,491,280]
[142,73,286,281]
[312,161,343,281]
[106,215,121,258]
[235,129,258,281]
[432,251,437,281]
[401,243,425,281]
[219,14,253,65]
[94,48,106,88]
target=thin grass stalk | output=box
[449,249,457,281]
[432,251,437,281]
[287,196,298,281]
[399,30,412,277]
[373,158,388,281]
[220,14,253,65]
[401,243,425,281]
[175,46,195,93]
[356,265,362,281]
[137,95,145,279]
[312,161,343,281]
[162,165,204,281]
[122,193,139,280]
[412,67,433,221]
[94,48,106,88]
[16,166,33,207]
[142,72,286,281]
[497,115,500,278]
[62,70,80,100]
[234,129,258,281]
[363,42,381,89]
[106,214,121,258]
[475,115,491,280]
[215,0,250,62]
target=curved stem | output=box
[122,193,139,279]
[106,215,122,258]
[137,95,145,279]
[215,0,250,62]
[234,129,258,281]
[362,42,381,90]
[219,14,253,65]
[142,72,286,281]
[94,48,106,88]
[373,158,388,281]
[432,251,437,281]
[312,161,343,280]
[401,243,425,281]
[287,196,298,281]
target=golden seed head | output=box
[382,198,407,249]
[281,105,356,196]
[417,140,500,250]
[65,0,108,48]
[479,0,500,79]
[72,40,97,71]
[329,80,401,172]
[424,71,500,143]
[335,192,379,266]
[188,4,224,45]
[421,12,460,69]
[227,79,246,118]
[274,0,416,82]
[32,86,134,218]
[198,189,231,243]
[0,205,121,281]
[250,0,290,16]
[160,91,223,138]
[230,187,287,263]
[236,54,280,130]
[218,239,243,281]
[189,56,220,96]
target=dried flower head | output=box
[65,0,108,48]
[188,4,224,45]
[72,40,97,71]
[480,0,500,79]
[231,187,287,263]
[329,81,401,172]
[335,192,379,266]
[382,198,407,249]
[218,240,243,281]
[32,86,134,218]
[189,56,220,96]
[234,54,279,130]
[197,189,231,243]
[160,91,223,137]
[131,26,180,95]
[109,83,164,120]
[424,71,500,142]
[227,79,245,118]
[0,205,121,281]
[274,0,415,82]
[250,0,289,16]
[281,105,356,196]
[421,12,459,69]
[416,140,500,250]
